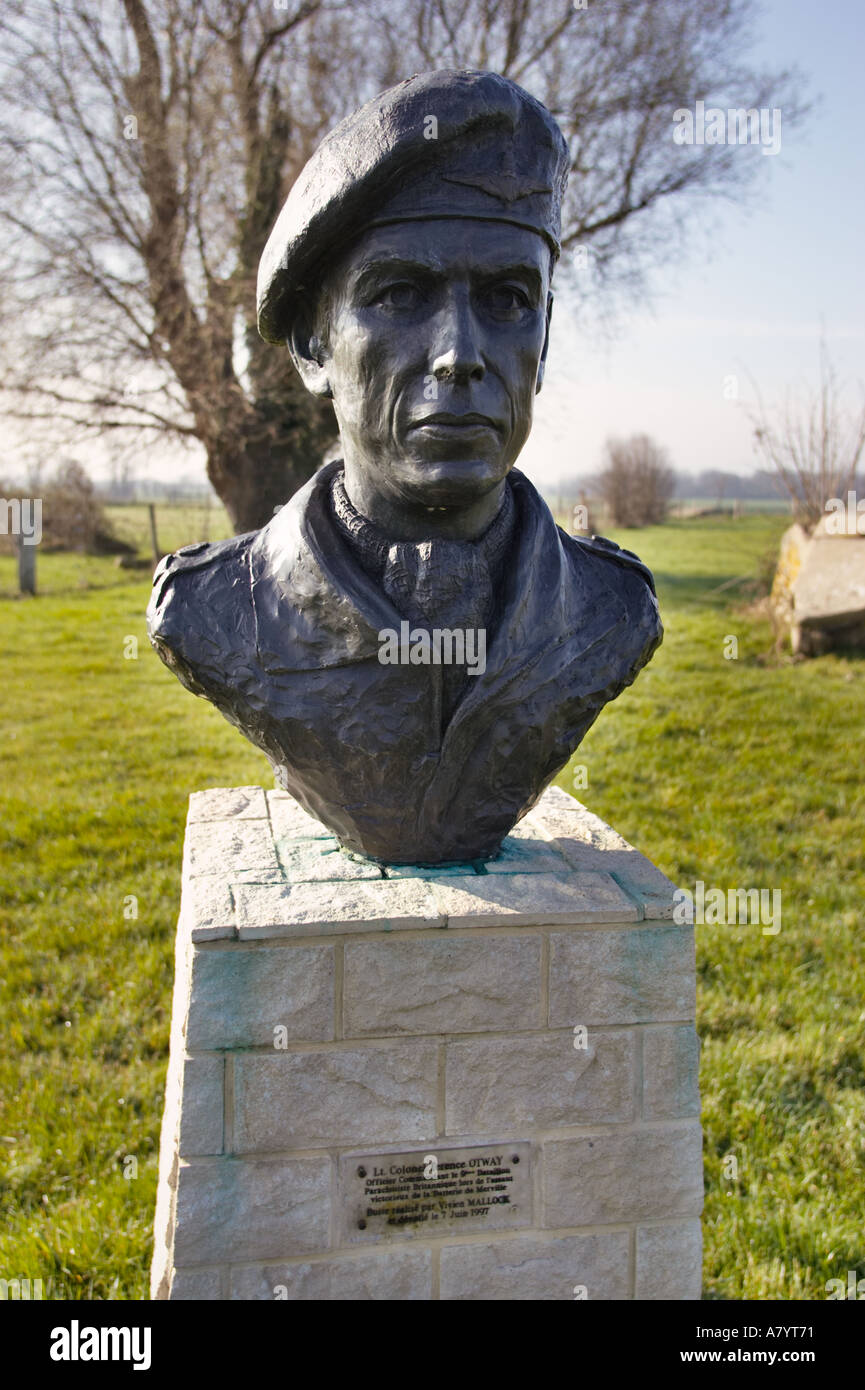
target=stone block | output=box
[527,789,633,849]
[183,819,279,880]
[793,534,865,626]
[233,879,442,938]
[636,1219,703,1300]
[230,1250,432,1300]
[440,1232,630,1301]
[187,787,269,822]
[343,936,542,1036]
[543,1123,704,1227]
[170,1267,224,1300]
[178,1055,224,1156]
[482,835,571,874]
[432,871,638,929]
[274,839,382,882]
[179,875,236,941]
[445,1029,636,1132]
[608,856,679,920]
[232,1045,438,1151]
[642,1024,701,1120]
[173,1157,330,1265]
[187,944,334,1050]
[549,926,696,1025]
[526,792,680,919]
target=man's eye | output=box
[375,283,422,309]
[484,285,531,315]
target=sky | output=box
[521,0,865,490]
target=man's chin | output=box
[393,454,512,509]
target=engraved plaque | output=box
[338,1142,532,1243]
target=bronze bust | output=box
[147,70,662,864]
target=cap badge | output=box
[442,170,553,204]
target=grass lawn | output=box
[0,506,862,1300]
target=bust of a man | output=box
[147,69,662,864]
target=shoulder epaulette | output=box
[160,531,252,571]
[151,532,253,606]
[569,532,657,596]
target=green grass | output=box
[553,512,865,1300]
[1,508,862,1300]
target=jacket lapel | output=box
[249,460,404,674]
[437,470,627,748]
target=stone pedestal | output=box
[151,785,702,1301]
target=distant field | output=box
[105,501,235,555]
[545,496,793,525]
[669,498,792,514]
[0,507,862,1300]
[0,502,234,599]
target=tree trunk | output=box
[206,390,338,534]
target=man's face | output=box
[313,219,552,512]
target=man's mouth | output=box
[408,412,501,434]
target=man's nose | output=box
[431,291,485,383]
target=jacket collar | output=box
[249,460,627,702]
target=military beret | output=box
[257,68,571,344]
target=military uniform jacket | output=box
[147,461,662,863]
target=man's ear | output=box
[286,299,333,399]
[535,292,553,394]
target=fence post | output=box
[18,534,36,595]
[148,503,160,562]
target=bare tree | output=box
[598,434,674,526]
[0,0,807,531]
[1,457,116,554]
[747,344,865,530]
